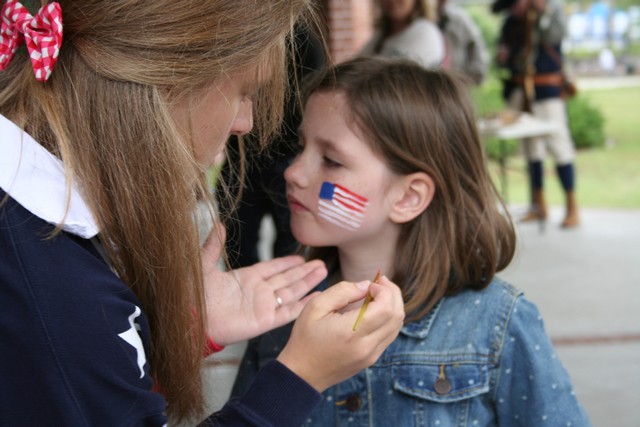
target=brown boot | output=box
[520,189,547,222]
[561,191,580,228]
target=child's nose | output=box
[284,154,308,187]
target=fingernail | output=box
[355,280,370,290]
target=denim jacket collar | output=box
[399,299,443,339]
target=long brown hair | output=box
[0,0,314,421]
[375,0,438,32]
[303,57,516,323]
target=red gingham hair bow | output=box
[0,1,63,82]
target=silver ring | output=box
[275,295,283,308]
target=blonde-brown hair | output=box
[303,57,516,322]
[0,0,313,421]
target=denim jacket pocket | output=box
[392,361,490,403]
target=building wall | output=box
[324,0,375,63]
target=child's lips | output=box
[288,195,309,212]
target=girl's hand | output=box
[277,275,405,392]
[202,226,327,345]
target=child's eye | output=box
[323,156,342,168]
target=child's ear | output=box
[389,172,435,224]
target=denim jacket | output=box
[232,278,592,426]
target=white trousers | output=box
[507,89,575,164]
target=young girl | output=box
[232,57,592,426]
[0,1,404,425]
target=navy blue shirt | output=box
[1,190,323,426]
[0,114,321,426]
[0,190,168,425]
[497,0,567,102]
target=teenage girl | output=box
[232,56,592,426]
[0,1,404,425]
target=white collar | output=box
[0,114,100,238]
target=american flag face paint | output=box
[318,181,369,231]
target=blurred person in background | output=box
[360,0,446,69]
[494,0,580,228]
[437,0,489,85]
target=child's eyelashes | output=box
[291,138,342,168]
[322,156,342,168]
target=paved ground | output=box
[500,205,640,427]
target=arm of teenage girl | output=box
[492,296,592,425]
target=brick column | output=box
[326,0,374,64]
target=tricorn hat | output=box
[491,0,517,13]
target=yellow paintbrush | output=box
[352,270,381,332]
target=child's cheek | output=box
[317,181,369,231]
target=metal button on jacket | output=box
[345,394,361,411]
